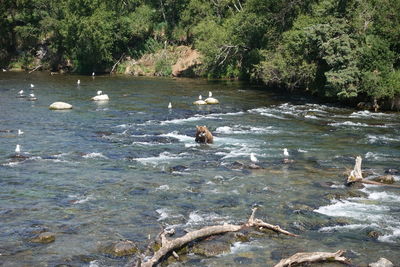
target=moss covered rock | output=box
[31,232,56,243]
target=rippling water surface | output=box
[1,72,399,266]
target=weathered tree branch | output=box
[274,250,350,267]
[347,156,363,183]
[110,53,125,74]
[347,156,400,187]
[29,65,42,74]
[141,208,297,267]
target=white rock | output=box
[193,99,207,105]
[193,95,207,105]
[91,94,109,101]
[49,102,73,110]
[369,258,394,267]
[205,97,219,104]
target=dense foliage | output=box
[1,0,400,102]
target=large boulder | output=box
[49,102,73,110]
[91,94,109,101]
[369,258,393,267]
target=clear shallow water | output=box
[0,72,399,266]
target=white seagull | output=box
[77,79,80,85]
[30,84,34,88]
[28,93,37,101]
[15,144,21,154]
[92,72,95,76]
[168,102,172,109]
[250,153,258,163]
[18,129,24,135]
[283,148,289,157]
[18,90,24,95]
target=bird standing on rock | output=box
[15,144,21,154]
[92,90,109,101]
[205,91,219,104]
[193,95,207,105]
[250,153,258,163]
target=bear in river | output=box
[195,125,213,144]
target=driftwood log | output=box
[347,156,400,187]
[28,64,42,73]
[141,208,297,267]
[274,250,350,267]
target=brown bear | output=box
[195,125,213,144]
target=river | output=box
[0,72,399,266]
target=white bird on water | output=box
[30,84,34,88]
[283,148,289,157]
[250,153,258,163]
[15,144,21,154]
[77,79,80,85]
[92,72,95,76]
[18,90,24,95]
[168,102,172,109]
[28,93,37,101]
[18,129,24,135]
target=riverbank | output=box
[3,46,400,112]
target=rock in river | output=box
[49,102,73,110]
[31,232,56,243]
[369,258,393,267]
[103,240,138,257]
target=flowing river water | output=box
[0,72,399,266]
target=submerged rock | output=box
[102,240,138,257]
[371,175,395,184]
[49,102,73,110]
[169,165,188,172]
[369,258,393,267]
[191,239,231,256]
[31,232,56,243]
[367,230,382,239]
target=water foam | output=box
[134,151,183,165]
[378,227,400,243]
[83,152,108,159]
[329,121,371,127]
[315,199,390,223]
[318,223,379,233]
[215,125,278,135]
[160,131,193,143]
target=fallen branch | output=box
[141,208,297,267]
[110,53,125,74]
[274,250,350,267]
[29,65,42,74]
[347,156,400,187]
